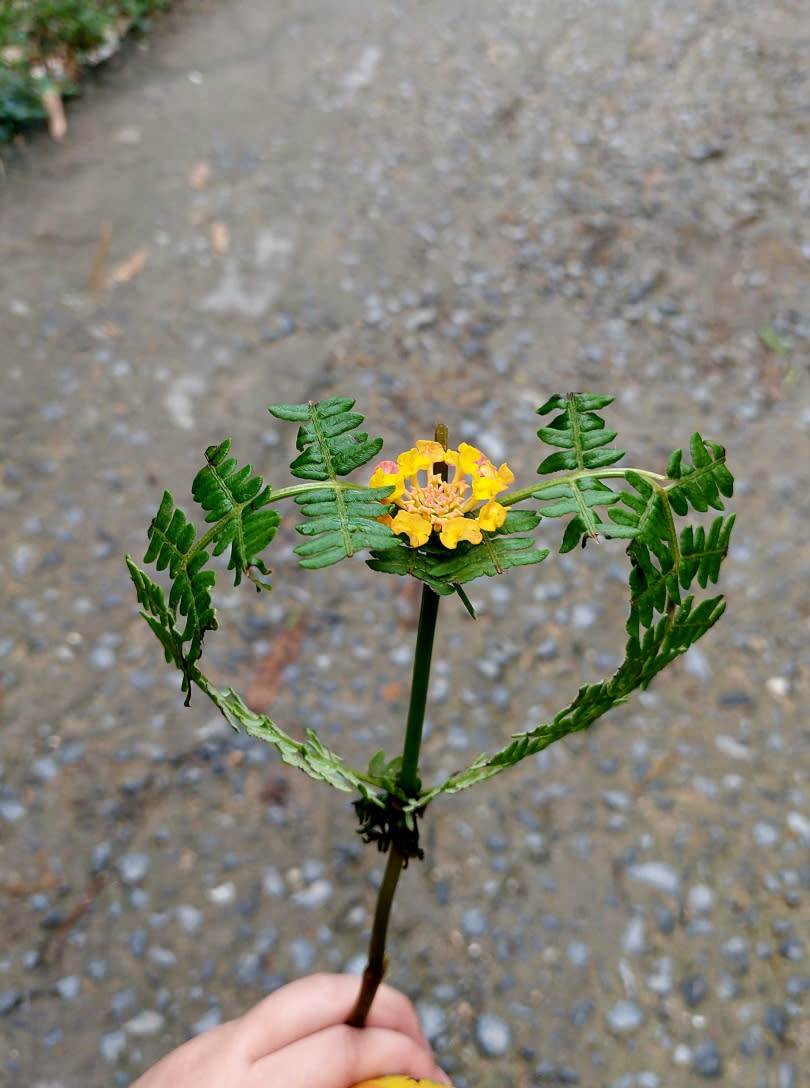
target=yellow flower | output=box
[370,440,512,549]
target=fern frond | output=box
[269,397,384,480]
[126,556,204,704]
[196,675,389,803]
[142,491,218,670]
[536,392,624,473]
[269,397,399,568]
[666,433,734,515]
[293,485,399,569]
[192,440,280,587]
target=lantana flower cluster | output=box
[370,440,514,549]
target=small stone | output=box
[0,800,26,823]
[688,884,716,914]
[0,989,21,1015]
[118,853,150,885]
[602,790,632,812]
[289,937,315,973]
[461,907,488,938]
[124,1010,165,1036]
[626,861,680,895]
[100,1031,127,1063]
[416,1002,447,1042]
[148,947,177,968]
[646,956,673,995]
[764,1004,789,1041]
[291,879,333,909]
[606,1000,644,1033]
[54,975,81,1000]
[474,1012,511,1057]
[653,903,676,934]
[753,822,780,847]
[681,973,710,1007]
[621,916,647,955]
[191,1008,222,1035]
[786,812,810,844]
[176,904,203,935]
[31,757,60,782]
[692,1040,723,1078]
[90,841,113,874]
[262,866,285,897]
[206,882,236,905]
[566,939,590,968]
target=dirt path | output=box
[1,2,809,1085]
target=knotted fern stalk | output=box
[128,392,735,1023]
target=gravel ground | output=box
[1,1,809,1085]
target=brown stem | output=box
[346,846,406,1027]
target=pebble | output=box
[605,1000,644,1033]
[191,1008,222,1035]
[100,1031,127,1063]
[176,904,204,935]
[474,1012,512,1057]
[54,975,81,1000]
[0,988,21,1015]
[416,1001,447,1042]
[688,885,716,914]
[626,861,680,896]
[461,907,489,938]
[206,881,236,905]
[621,916,647,955]
[680,973,709,1007]
[291,879,333,909]
[118,853,150,885]
[692,1040,724,1078]
[124,1010,165,1036]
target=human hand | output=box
[131,972,451,1088]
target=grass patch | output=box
[1,1,171,143]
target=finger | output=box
[247,1022,450,1088]
[239,974,429,1061]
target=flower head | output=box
[370,440,514,549]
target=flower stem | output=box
[347,582,441,1026]
[400,584,440,796]
[345,845,405,1027]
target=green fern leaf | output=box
[142,491,217,668]
[269,397,384,480]
[292,485,399,569]
[269,397,398,568]
[536,392,624,473]
[666,433,734,516]
[191,440,280,587]
[196,675,390,803]
[126,556,203,703]
[536,477,623,552]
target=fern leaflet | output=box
[269,397,400,568]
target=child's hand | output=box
[131,972,452,1088]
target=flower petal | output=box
[476,499,507,531]
[439,516,482,548]
[390,510,433,547]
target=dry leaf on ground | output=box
[246,612,308,711]
[107,249,149,286]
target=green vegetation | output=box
[0,0,170,143]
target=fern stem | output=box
[345,845,405,1028]
[501,467,668,508]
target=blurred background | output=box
[1,1,809,1085]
